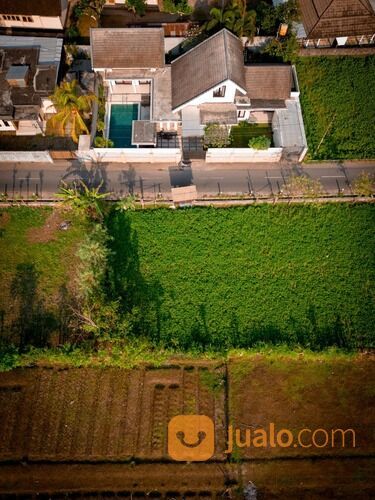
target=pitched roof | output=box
[171,29,246,110]
[90,28,165,69]
[298,0,375,38]
[244,65,292,102]
[0,0,62,16]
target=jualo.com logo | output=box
[168,415,356,461]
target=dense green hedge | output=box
[296,57,375,160]
[106,204,375,350]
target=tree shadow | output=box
[104,210,164,340]
[11,263,58,351]
[62,158,109,192]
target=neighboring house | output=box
[297,0,375,47]
[91,27,307,156]
[0,0,69,30]
[0,36,62,135]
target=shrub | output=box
[203,123,231,148]
[162,0,192,15]
[248,135,271,149]
[94,136,114,148]
[285,174,325,197]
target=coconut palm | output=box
[204,0,257,40]
[47,80,97,143]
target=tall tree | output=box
[204,0,257,40]
[47,80,96,143]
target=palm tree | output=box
[47,80,97,143]
[204,0,256,40]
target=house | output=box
[0,0,69,30]
[297,0,375,47]
[90,27,307,157]
[0,36,63,135]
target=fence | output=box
[205,148,283,163]
[0,151,53,162]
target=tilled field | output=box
[0,364,226,462]
[0,356,374,498]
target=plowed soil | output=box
[0,356,374,498]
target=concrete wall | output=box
[76,148,181,163]
[0,151,53,162]
[205,148,283,163]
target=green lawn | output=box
[106,204,375,351]
[296,56,375,160]
[230,123,273,148]
[0,208,84,345]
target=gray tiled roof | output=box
[171,29,246,110]
[298,0,375,38]
[244,65,292,101]
[90,28,165,69]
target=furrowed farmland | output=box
[296,56,375,160]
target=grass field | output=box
[109,204,375,350]
[0,207,84,346]
[296,56,375,160]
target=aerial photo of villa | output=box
[0,0,374,497]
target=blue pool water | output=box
[108,104,138,148]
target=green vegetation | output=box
[296,57,375,160]
[352,172,375,197]
[285,174,325,198]
[0,207,85,348]
[263,32,299,63]
[248,135,271,149]
[115,204,374,350]
[204,0,257,40]
[1,204,374,363]
[230,122,272,148]
[47,80,96,143]
[203,123,231,148]
[162,0,192,15]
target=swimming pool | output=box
[108,104,139,148]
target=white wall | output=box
[0,151,53,162]
[174,80,245,113]
[206,148,283,163]
[76,148,181,163]
[0,15,63,29]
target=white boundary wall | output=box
[76,148,181,163]
[205,148,283,163]
[0,151,53,162]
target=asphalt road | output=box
[0,160,374,200]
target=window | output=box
[213,86,226,98]
[237,110,246,118]
[3,120,10,127]
[22,16,33,22]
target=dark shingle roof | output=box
[244,65,292,102]
[171,29,246,110]
[90,28,165,69]
[0,0,62,16]
[299,0,375,38]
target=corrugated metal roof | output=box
[0,36,63,65]
[171,29,246,110]
[91,28,165,69]
[273,100,307,148]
